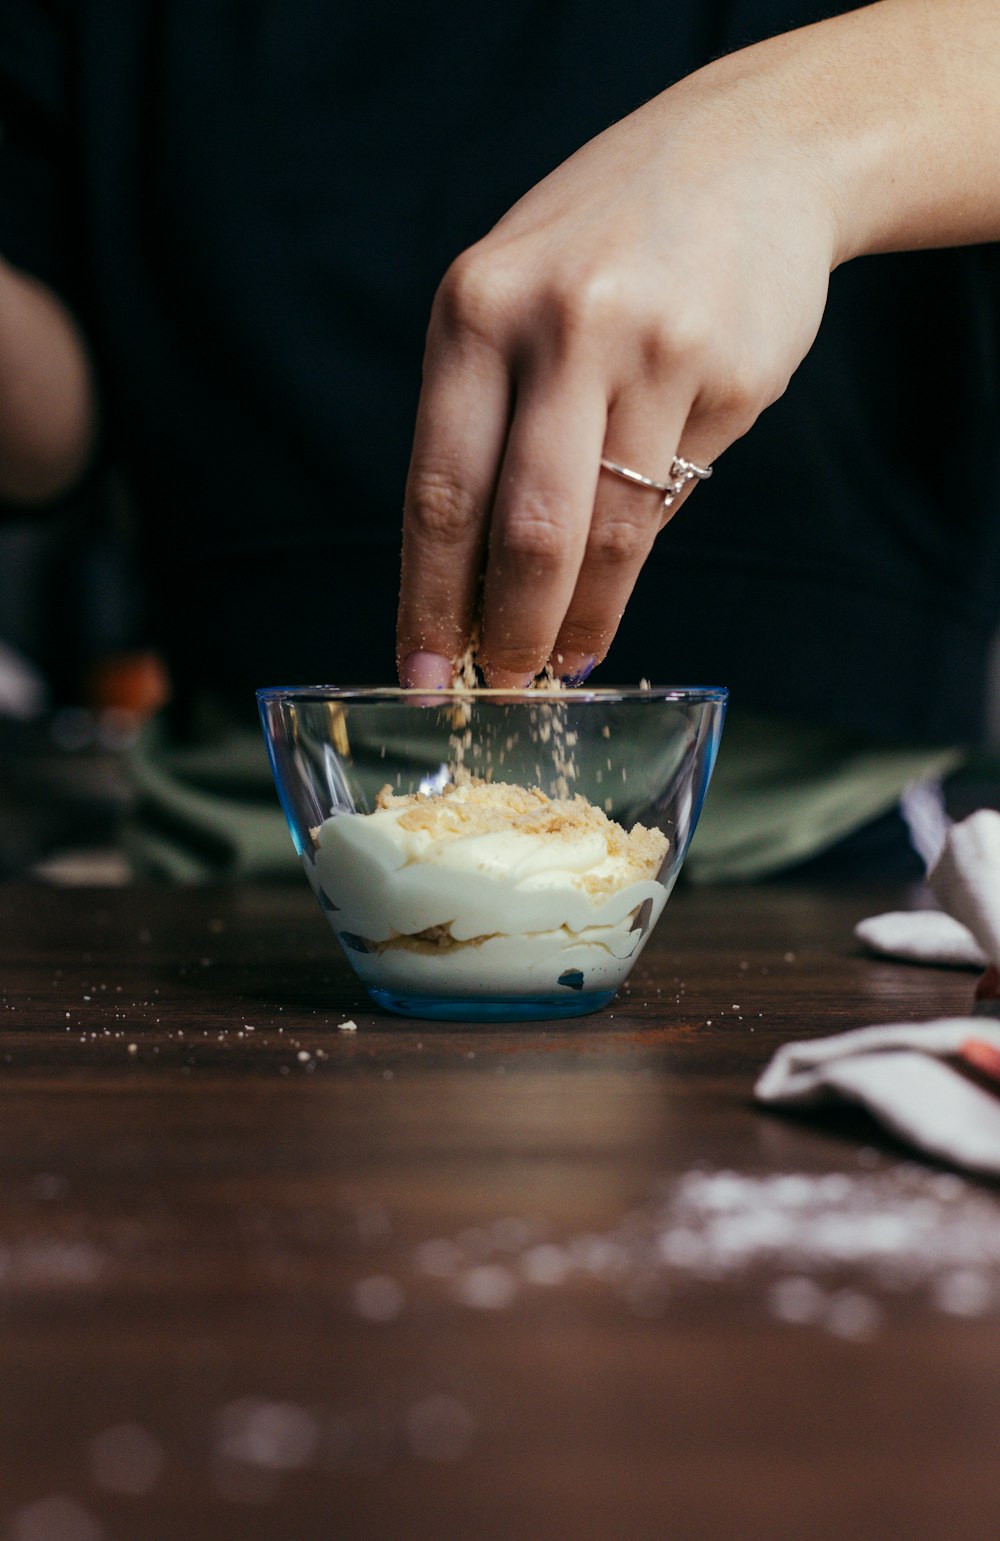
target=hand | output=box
[0,258,96,503]
[396,60,840,688]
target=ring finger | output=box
[550,392,715,680]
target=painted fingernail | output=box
[559,655,596,687]
[401,651,453,690]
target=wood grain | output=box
[0,879,994,1540]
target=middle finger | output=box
[478,363,606,688]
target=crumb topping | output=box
[374,776,666,884]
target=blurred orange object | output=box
[959,1037,1000,1086]
[84,649,171,720]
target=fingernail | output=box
[559,655,596,687]
[481,667,537,690]
[401,651,453,690]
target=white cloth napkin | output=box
[853,910,988,968]
[756,1019,1000,1178]
[852,808,1000,970]
[929,807,1000,962]
[756,809,1000,1175]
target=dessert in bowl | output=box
[257,685,726,1021]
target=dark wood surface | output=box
[0,878,996,1540]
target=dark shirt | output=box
[1,0,999,738]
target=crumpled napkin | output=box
[852,808,1000,970]
[755,809,1000,1175]
[853,909,988,969]
[756,1019,1000,1178]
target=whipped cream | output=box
[307,780,668,998]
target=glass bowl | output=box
[257,685,726,1022]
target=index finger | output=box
[396,343,511,689]
[477,364,606,688]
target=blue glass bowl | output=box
[257,686,726,1022]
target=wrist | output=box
[677,0,1000,267]
[656,55,847,272]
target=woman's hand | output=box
[396,0,1000,689]
[396,60,839,688]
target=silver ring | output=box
[600,453,713,510]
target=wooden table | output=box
[0,878,996,1540]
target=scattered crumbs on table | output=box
[414,1238,464,1277]
[352,1274,405,1322]
[0,1237,105,1288]
[491,1215,533,1250]
[451,1262,518,1311]
[19,1380,480,1520]
[338,1020,358,1032]
[8,1494,104,1541]
[375,1161,1000,1340]
[767,1276,884,1340]
[88,1422,165,1496]
[214,1396,320,1472]
[405,1394,477,1463]
[521,1242,571,1287]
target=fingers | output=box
[477,365,606,687]
[399,252,741,692]
[396,319,511,689]
[400,353,722,691]
[548,390,715,680]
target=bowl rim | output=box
[256,684,728,705]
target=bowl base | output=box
[367,987,617,1023]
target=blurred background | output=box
[0,477,169,883]
[6,476,1000,890]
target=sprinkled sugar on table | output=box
[0,879,996,1540]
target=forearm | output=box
[679,0,1000,265]
[0,258,97,504]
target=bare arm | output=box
[698,0,1000,261]
[397,0,1000,688]
[0,257,97,504]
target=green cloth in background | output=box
[125,708,297,883]
[684,713,963,884]
[125,701,964,885]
